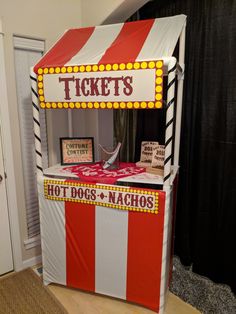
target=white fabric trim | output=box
[159,186,172,309]
[137,15,186,61]
[38,178,66,285]
[95,206,128,299]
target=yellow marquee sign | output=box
[44,180,159,214]
[37,60,163,109]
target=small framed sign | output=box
[60,137,94,165]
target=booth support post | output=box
[163,57,177,186]
[173,22,186,168]
[159,185,172,314]
[30,69,43,178]
[159,57,177,314]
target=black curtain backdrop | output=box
[136,0,236,293]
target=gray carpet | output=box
[170,256,236,314]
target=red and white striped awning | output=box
[34,15,186,109]
[35,15,186,70]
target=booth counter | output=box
[32,15,186,313]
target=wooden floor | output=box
[49,284,200,314]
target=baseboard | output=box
[22,255,42,269]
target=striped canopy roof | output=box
[34,15,186,72]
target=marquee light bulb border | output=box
[37,60,163,109]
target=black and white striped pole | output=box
[163,57,177,186]
[30,68,43,178]
[174,21,186,168]
[159,57,177,313]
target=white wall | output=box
[0,0,83,265]
[81,0,124,26]
[81,0,150,26]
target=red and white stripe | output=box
[34,15,186,72]
[38,178,166,312]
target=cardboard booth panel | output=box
[39,177,166,312]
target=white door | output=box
[0,126,13,275]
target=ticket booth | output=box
[31,14,186,313]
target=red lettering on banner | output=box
[116,193,124,205]
[58,75,134,100]
[123,76,133,95]
[90,78,100,96]
[70,186,97,200]
[71,187,77,198]
[101,77,110,96]
[139,195,146,208]
[130,194,139,207]
[77,188,83,198]
[146,196,154,209]
[47,184,54,196]
[84,188,91,200]
[81,78,90,96]
[113,77,121,96]
[124,193,131,206]
[107,190,154,209]
[90,189,96,201]
[108,191,116,203]
[61,186,69,197]
[54,185,61,196]
[75,78,81,96]
[59,76,75,100]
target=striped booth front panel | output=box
[38,178,166,312]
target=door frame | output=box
[0,20,23,271]
[0,126,13,274]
